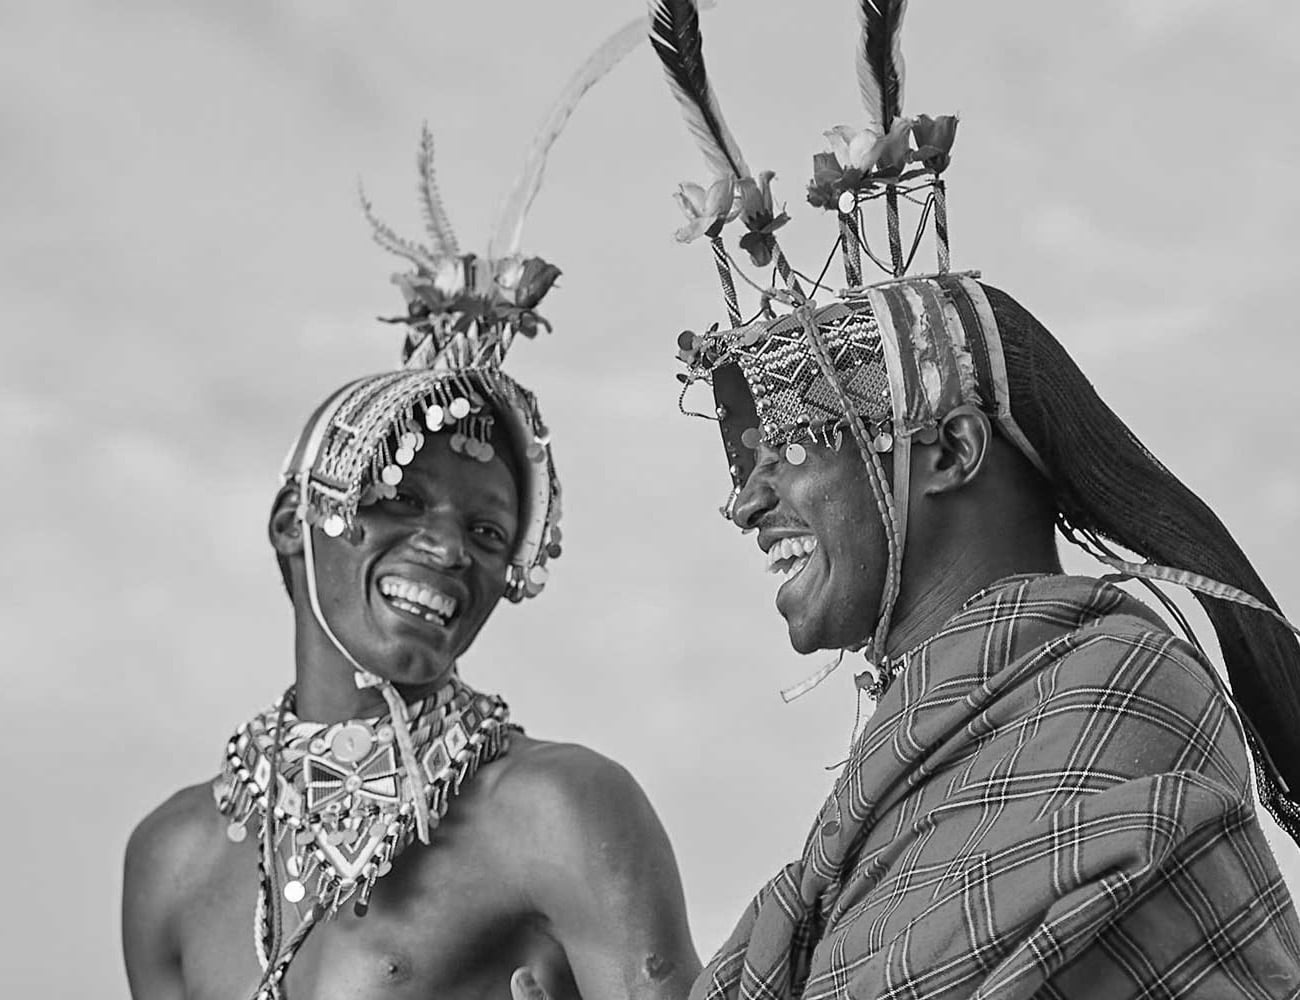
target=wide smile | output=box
[766,535,818,582]
[377,574,461,628]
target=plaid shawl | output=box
[696,575,1300,1000]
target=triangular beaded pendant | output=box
[215,686,513,917]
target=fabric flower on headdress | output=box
[826,126,883,174]
[910,114,959,174]
[736,171,790,268]
[431,256,467,297]
[393,258,463,315]
[673,178,740,243]
[807,152,852,211]
[830,119,913,178]
[494,255,561,310]
[484,256,560,339]
[806,119,913,209]
[868,119,913,178]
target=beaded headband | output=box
[681,276,1049,493]
[282,16,647,602]
[651,0,1046,661]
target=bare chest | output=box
[177,835,569,1000]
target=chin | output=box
[781,599,878,657]
[781,609,834,655]
[785,623,819,655]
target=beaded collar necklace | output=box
[212,678,513,997]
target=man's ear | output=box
[268,487,305,557]
[914,405,993,497]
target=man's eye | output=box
[387,490,423,510]
[472,523,510,547]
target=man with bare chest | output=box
[122,434,698,1000]
[121,21,700,999]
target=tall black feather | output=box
[649,0,750,180]
[857,0,908,133]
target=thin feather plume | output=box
[416,125,459,256]
[648,0,749,180]
[855,0,908,135]
[359,185,444,273]
[488,16,645,261]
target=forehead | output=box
[402,431,520,514]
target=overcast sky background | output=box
[4,0,1300,992]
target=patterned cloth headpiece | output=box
[654,0,1300,883]
[649,0,1046,661]
[650,0,1300,709]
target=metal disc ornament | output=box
[330,723,374,764]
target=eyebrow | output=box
[474,490,518,517]
[399,473,518,518]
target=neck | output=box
[883,514,1061,661]
[288,615,451,724]
[294,674,387,724]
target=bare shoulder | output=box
[123,780,230,997]
[481,734,700,992]
[487,734,655,841]
[479,733,683,892]
[128,781,223,860]
[124,781,226,910]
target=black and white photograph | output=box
[5,1,1300,997]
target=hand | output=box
[511,967,551,1000]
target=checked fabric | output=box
[695,575,1300,1000]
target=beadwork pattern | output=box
[213,680,513,919]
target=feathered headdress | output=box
[284,14,645,603]
[650,0,1300,788]
[810,0,959,281]
[649,0,793,325]
[648,0,1001,677]
[652,0,958,327]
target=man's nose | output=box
[410,517,470,569]
[732,452,778,531]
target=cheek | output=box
[473,564,511,611]
[806,471,890,573]
[310,530,379,604]
[312,538,354,583]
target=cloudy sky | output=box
[4,0,1300,992]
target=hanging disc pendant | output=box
[330,723,373,764]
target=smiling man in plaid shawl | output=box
[612,0,1300,997]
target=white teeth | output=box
[765,536,818,573]
[379,577,458,620]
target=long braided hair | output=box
[984,283,1300,843]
